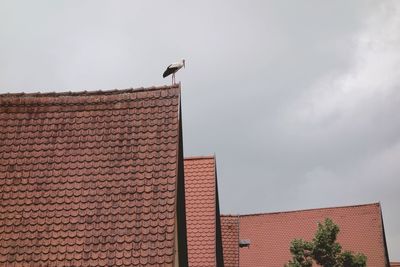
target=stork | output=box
[163,59,185,85]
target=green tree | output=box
[285,218,366,267]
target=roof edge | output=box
[0,83,180,98]
[184,155,215,160]
[237,202,381,217]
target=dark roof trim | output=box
[214,156,225,267]
[379,203,391,267]
[177,91,189,267]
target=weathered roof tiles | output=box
[0,85,188,267]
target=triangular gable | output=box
[0,85,188,266]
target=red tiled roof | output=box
[238,203,389,267]
[0,85,187,266]
[391,262,400,267]
[184,156,223,267]
[221,215,239,267]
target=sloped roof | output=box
[238,203,389,267]
[0,85,187,266]
[184,156,223,267]
[221,215,239,267]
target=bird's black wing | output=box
[163,65,177,78]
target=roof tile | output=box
[184,156,218,267]
[221,215,239,267]
[0,85,181,266]
[237,203,389,267]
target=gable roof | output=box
[237,203,389,267]
[0,85,188,266]
[184,156,224,267]
[221,215,239,267]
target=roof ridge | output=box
[184,155,215,160]
[0,83,180,98]
[238,202,381,217]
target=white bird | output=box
[163,59,185,85]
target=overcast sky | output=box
[1,0,399,261]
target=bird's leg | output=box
[172,74,175,85]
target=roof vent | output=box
[239,239,251,248]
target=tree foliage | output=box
[285,218,366,267]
